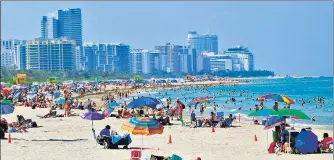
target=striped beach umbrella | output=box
[258,94,295,104]
[121,117,164,136]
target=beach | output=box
[1,77,333,160]
[1,107,332,160]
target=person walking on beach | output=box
[175,98,184,120]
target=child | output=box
[190,110,196,124]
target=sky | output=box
[1,1,333,76]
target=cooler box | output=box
[131,149,141,160]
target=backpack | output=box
[181,103,185,109]
[31,121,38,128]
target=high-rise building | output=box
[83,43,98,71]
[16,45,27,70]
[130,49,154,74]
[150,50,160,72]
[179,54,192,73]
[202,52,233,72]
[223,45,254,71]
[155,43,182,73]
[41,13,58,39]
[89,43,130,72]
[25,38,76,71]
[130,49,143,74]
[41,8,83,65]
[1,39,27,69]
[57,8,83,48]
[182,46,197,73]
[197,54,211,73]
[186,31,218,55]
[0,47,15,68]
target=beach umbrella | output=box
[103,107,114,117]
[52,91,61,99]
[295,130,318,154]
[264,116,286,129]
[248,109,279,117]
[188,96,213,105]
[121,117,164,136]
[1,99,13,104]
[14,92,21,99]
[81,111,105,139]
[276,109,310,120]
[106,101,120,108]
[1,89,9,95]
[0,103,14,115]
[258,94,295,104]
[121,117,163,149]
[55,97,65,105]
[127,97,160,109]
[83,101,91,108]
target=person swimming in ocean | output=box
[311,117,316,121]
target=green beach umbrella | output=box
[248,109,279,117]
[276,109,310,120]
[1,99,13,104]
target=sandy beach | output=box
[1,80,333,160]
[1,104,332,160]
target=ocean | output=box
[137,77,333,130]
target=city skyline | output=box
[2,2,333,76]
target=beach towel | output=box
[168,154,182,160]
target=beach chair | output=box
[224,118,233,127]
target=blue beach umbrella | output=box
[264,116,286,129]
[106,102,120,108]
[0,103,15,115]
[52,91,61,99]
[55,97,65,105]
[295,130,318,154]
[127,97,160,109]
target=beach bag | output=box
[268,142,276,154]
[181,103,185,109]
[31,121,38,128]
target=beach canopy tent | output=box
[258,94,295,104]
[295,130,318,154]
[127,97,160,109]
[0,103,14,115]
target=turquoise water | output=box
[140,77,333,130]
